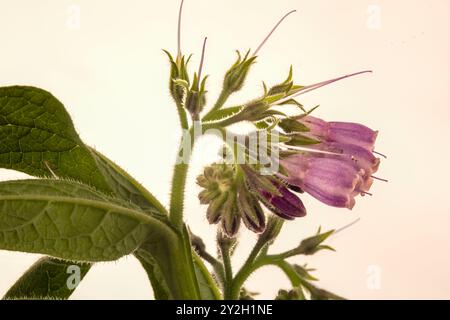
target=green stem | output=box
[228,240,268,300]
[176,101,189,130]
[229,255,264,300]
[219,239,234,299]
[196,249,226,286]
[230,255,294,299]
[202,89,231,121]
[265,248,300,262]
[229,217,285,299]
[274,260,302,287]
[169,126,195,229]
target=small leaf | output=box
[301,280,345,300]
[292,264,318,281]
[3,257,91,300]
[193,253,222,300]
[202,106,243,122]
[0,179,171,262]
[278,98,306,112]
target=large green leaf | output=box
[136,226,203,300]
[135,249,171,300]
[0,86,111,192]
[0,179,171,262]
[3,257,91,300]
[0,86,168,299]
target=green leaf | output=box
[0,86,169,299]
[202,106,243,122]
[0,86,111,193]
[135,249,171,300]
[0,179,172,262]
[193,253,221,300]
[277,98,306,112]
[137,234,202,300]
[3,257,91,300]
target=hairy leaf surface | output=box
[3,257,91,300]
[0,180,169,262]
[0,86,111,192]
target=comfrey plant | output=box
[0,1,385,300]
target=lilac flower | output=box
[257,181,307,220]
[308,141,380,190]
[298,116,378,151]
[242,165,306,220]
[281,154,369,209]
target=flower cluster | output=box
[280,116,380,210]
[164,0,384,237]
[197,114,382,236]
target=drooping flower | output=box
[241,165,306,220]
[236,182,266,233]
[298,116,378,151]
[276,114,382,210]
[281,154,368,209]
[307,141,380,190]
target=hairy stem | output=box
[176,101,189,130]
[202,89,231,121]
[169,126,194,228]
[229,218,285,299]
[195,248,226,286]
[274,260,302,287]
[219,239,234,299]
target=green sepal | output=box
[285,133,321,146]
[279,118,310,133]
[223,50,257,94]
[202,106,243,122]
[297,229,335,255]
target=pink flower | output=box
[298,116,378,151]
[281,154,370,209]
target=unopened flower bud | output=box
[220,192,241,237]
[305,283,344,300]
[239,288,259,300]
[241,165,306,220]
[163,50,190,106]
[275,287,305,300]
[217,228,238,251]
[236,182,265,233]
[296,229,335,255]
[197,164,241,236]
[258,215,284,245]
[206,192,228,224]
[267,66,295,96]
[223,50,256,94]
[185,74,207,119]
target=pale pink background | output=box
[0,0,449,299]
